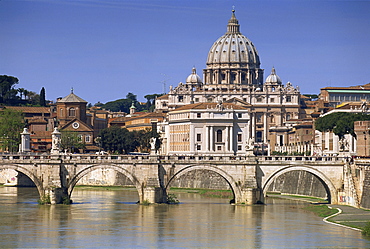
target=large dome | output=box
[203,10,264,86]
[206,10,261,68]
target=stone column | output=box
[229,126,233,153]
[263,113,268,142]
[205,126,209,152]
[251,113,256,140]
[210,126,214,152]
[20,128,31,153]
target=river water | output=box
[0,187,369,248]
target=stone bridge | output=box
[0,154,359,206]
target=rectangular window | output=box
[238,113,242,118]
[197,134,201,142]
[238,145,242,150]
[197,145,201,150]
[197,113,201,118]
[237,133,242,142]
[270,98,275,103]
[286,96,292,102]
[85,135,90,143]
[217,146,222,151]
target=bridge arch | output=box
[262,166,337,203]
[67,164,142,201]
[165,165,242,202]
[0,164,43,197]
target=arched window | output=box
[270,115,275,123]
[216,130,222,142]
[69,107,76,117]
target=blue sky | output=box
[1,0,369,104]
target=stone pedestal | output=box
[51,127,61,155]
[20,128,31,153]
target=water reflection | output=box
[0,187,369,248]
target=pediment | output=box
[60,119,93,132]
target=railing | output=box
[0,153,347,163]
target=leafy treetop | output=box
[315,112,370,139]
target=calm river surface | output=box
[0,186,369,248]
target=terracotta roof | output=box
[4,106,50,113]
[109,116,127,123]
[125,112,166,122]
[156,94,168,100]
[30,131,52,138]
[58,92,87,103]
[28,118,48,124]
[321,83,370,90]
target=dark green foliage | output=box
[99,92,163,113]
[99,126,161,154]
[167,193,179,204]
[60,131,86,153]
[315,112,370,139]
[38,194,51,205]
[362,222,370,236]
[39,87,46,106]
[101,98,132,113]
[0,108,24,152]
[99,126,138,154]
[144,93,164,112]
[303,94,319,100]
[0,75,19,104]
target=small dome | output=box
[186,67,202,85]
[265,67,282,84]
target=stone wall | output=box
[360,167,370,209]
[266,170,327,198]
[169,170,230,189]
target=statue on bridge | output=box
[150,137,157,155]
[51,127,62,155]
[245,137,255,156]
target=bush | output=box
[362,222,370,236]
[167,193,179,204]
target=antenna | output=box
[160,73,171,94]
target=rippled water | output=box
[0,186,369,248]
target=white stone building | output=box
[166,102,250,155]
[156,10,303,155]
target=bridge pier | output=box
[43,187,69,205]
[236,188,262,205]
[141,187,167,204]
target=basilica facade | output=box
[156,10,303,155]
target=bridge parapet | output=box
[0,154,347,164]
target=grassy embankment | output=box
[168,187,233,198]
[268,192,370,235]
[74,185,233,198]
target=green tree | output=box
[0,109,24,152]
[60,131,85,153]
[0,75,19,104]
[315,112,370,139]
[144,93,164,112]
[39,87,46,106]
[126,92,137,103]
[99,126,138,154]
